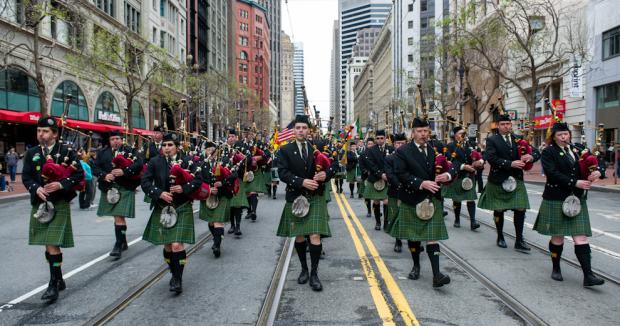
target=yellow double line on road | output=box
[332,187,419,326]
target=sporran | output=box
[291,195,310,218]
[33,201,55,224]
[373,179,386,191]
[461,177,474,191]
[106,187,121,204]
[502,176,517,193]
[160,206,178,229]
[243,171,254,182]
[206,194,219,209]
[562,195,581,218]
[415,198,435,221]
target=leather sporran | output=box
[415,198,435,221]
[243,171,254,182]
[106,187,121,204]
[33,201,55,224]
[206,194,219,209]
[502,176,517,193]
[160,206,178,229]
[461,177,474,191]
[373,179,386,191]
[292,195,310,218]
[562,195,581,218]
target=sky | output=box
[281,0,338,124]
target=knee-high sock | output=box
[213,227,224,247]
[575,244,594,277]
[453,202,462,222]
[513,210,526,242]
[349,182,355,194]
[373,203,381,225]
[365,199,371,215]
[170,251,187,280]
[407,241,421,268]
[229,208,237,227]
[272,185,277,196]
[46,252,63,282]
[295,240,308,270]
[466,201,476,222]
[251,194,259,214]
[235,208,242,227]
[114,224,127,244]
[309,243,322,273]
[163,249,172,273]
[494,211,505,239]
[549,241,563,271]
[383,203,389,227]
[426,243,441,277]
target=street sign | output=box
[553,99,566,113]
[468,124,478,138]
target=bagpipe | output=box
[168,158,211,201]
[578,149,599,180]
[112,148,144,181]
[516,139,534,171]
[41,154,86,192]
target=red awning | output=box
[134,128,158,137]
[62,119,125,133]
[0,109,41,124]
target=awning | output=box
[134,128,158,137]
[0,109,41,124]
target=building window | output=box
[408,54,413,62]
[95,91,121,125]
[96,0,115,17]
[408,3,413,12]
[152,27,157,43]
[603,26,620,60]
[256,27,262,35]
[408,37,413,45]
[239,63,248,72]
[240,22,249,31]
[239,36,248,46]
[240,9,248,18]
[596,82,620,109]
[0,68,41,113]
[256,15,262,23]
[130,100,146,129]
[51,80,88,121]
[408,20,413,29]
[421,0,428,12]
[124,1,140,33]
[239,51,248,60]
[160,0,165,16]
[421,17,429,29]
[160,30,166,49]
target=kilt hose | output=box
[477,179,530,211]
[533,199,592,236]
[383,196,399,234]
[143,202,195,245]
[230,181,249,208]
[199,196,231,223]
[363,180,388,200]
[277,195,331,238]
[97,187,136,218]
[29,200,74,248]
[389,198,448,242]
[441,175,478,202]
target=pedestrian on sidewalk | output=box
[78,149,93,209]
[0,163,6,192]
[539,143,547,176]
[5,147,20,184]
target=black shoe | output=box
[394,243,402,253]
[58,278,66,291]
[41,281,59,302]
[443,211,448,217]
[309,272,323,291]
[497,238,507,248]
[273,195,276,199]
[122,242,129,251]
[408,266,420,280]
[227,227,235,234]
[245,213,251,219]
[234,226,242,236]
[551,268,563,281]
[358,194,363,198]
[433,273,451,287]
[297,269,309,284]
[583,273,605,287]
[453,221,461,228]
[375,224,381,230]
[251,213,257,222]
[366,213,371,218]
[320,250,326,260]
[212,245,221,258]
[470,221,480,230]
[110,242,122,258]
[350,194,354,198]
[169,276,182,293]
[514,240,531,252]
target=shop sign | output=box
[97,111,121,123]
[533,112,564,129]
[552,99,566,113]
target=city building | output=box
[367,13,392,131]
[280,32,295,127]
[352,28,381,57]
[344,57,368,129]
[353,61,374,134]
[293,42,305,116]
[265,0,281,120]
[330,20,341,130]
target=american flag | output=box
[277,121,295,143]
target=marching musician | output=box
[362,130,394,231]
[345,142,359,198]
[358,138,375,217]
[228,128,248,236]
[389,118,455,287]
[532,122,605,287]
[141,132,205,293]
[93,130,143,259]
[333,141,346,194]
[478,114,540,251]
[384,133,407,253]
[276,115,336,291]
[442,126,482,230]
[238,127,267,222]
[22,116,84,302]
[142,125,164,162]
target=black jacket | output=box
[276,141,336,202]
[541,143,586,200]
[445,141,476,179]
[93,145,144,191]
[198,155,239,199]
[385,154,400,198]
[485,133,540,184]
[363,144,394,182]
[345,150,358,171]
[394,141,457,206]
[141,154,203,208]
[22,143,84,205]
[142,141,162,162]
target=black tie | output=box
[564,147,575,164]
[302,142,308,161]
[420,145,427,158]
[505,135,511,147]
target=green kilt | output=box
[346,169,357,183]
[384,196,399,234]
[230,181,249,208]
[358,179,365,195]
[97,187,136,218]
[442,175,478,202]
[29,200,74,248]
[277,195,331,238]
[199,196,231,223]
[389,198,448,241]
[244,172,263,193]
[478,179,529,211]
[324,181,332,203]
[363,180,388,200]
[533,199,592,236]
[143,202,195,245]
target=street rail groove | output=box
[439,242,550,326]
[256,237,294,326]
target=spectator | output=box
[0,163,6,192]
[616,150,620,178]
[78,150,94,209]
[5,147,19,183]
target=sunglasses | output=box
[163,143,176,147]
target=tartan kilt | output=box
[199,196,231,223]
[143,193,152,204]
[29,200,74,248]
[346,169,357,183]
[478,180,530,211]
[363,180,388,200]
[97,187,136,218]
[442,175,478,202]
[244,173,263,193]
[277,195,331,238]
[389,198,448,241]
[533,199,592,236]
[230,181,249,208]
[384,196,399,234]
[143,202,195,245]
[358,179,365,195]
[324,181,332,203]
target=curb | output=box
[0,193,29,204]
[523,179,620,194]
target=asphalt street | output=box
[0,180,618,325]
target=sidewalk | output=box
[0,174,29,203]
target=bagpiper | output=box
[333,140,346,193]
[478,114,540,251]
[532,122,605,286]
[442,126,482,230]
[389,118,455,287]
[276,115,335,291]
[238,127,267,222]
[141,132,206,293]
[358,138,375,217]
[362,130,394,231]
[94,130,144,259]
[22,116,85,302]
[142,125,164,204]
[227,129,248,236]
[345,141,360,198]
[384,132,407,253]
